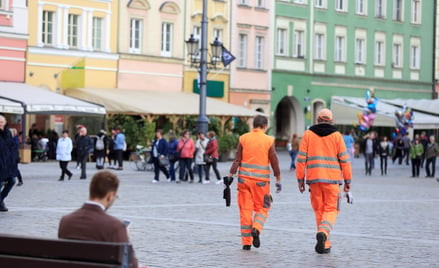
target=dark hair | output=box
[89,171,119,199]
[253,115,268,128]
[156,129,163,135]
[62,130,69,134]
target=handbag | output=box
[203,154,214,163]
[159,156,169,167]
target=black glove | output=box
[275,182,282,193]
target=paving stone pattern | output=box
[3,151,439,267]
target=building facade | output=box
[26,0,119,91]
[0,0,28,82]
[272,0,435,139]
[117,0,184,92]
[183,0,230,103]
[229,0,273,116]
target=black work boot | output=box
[251,228,260,248]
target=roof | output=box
[64,88,260,117]
[0,98,24,114]
[0,82,106,115]
[331,96,439,129]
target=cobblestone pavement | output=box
[2,150,439,267]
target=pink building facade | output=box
[0,0,28,82]
[117,0,184,91]
[229,0,273,115]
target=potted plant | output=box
[218,133,238,162]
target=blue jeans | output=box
[1,177,16,203]
[289,150,298,169]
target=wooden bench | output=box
[0,233,135,268]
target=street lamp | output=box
[185,0,224,135]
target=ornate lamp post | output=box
[185,0,223,135]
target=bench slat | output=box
[0,234,132,266]
[0,254,124,268]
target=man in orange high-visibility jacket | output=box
[229,115,282,250]
[296,108,352,254]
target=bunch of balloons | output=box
[357,88,378,132]
[392,106,414,138]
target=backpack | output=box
[96,135,105,150]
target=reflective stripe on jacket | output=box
[238,129,274,182]
[296,129,352,185]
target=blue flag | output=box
[221,46,236,67]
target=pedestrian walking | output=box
[392,134,404,164]
[402,132,411,165]
[420,131,429,168]
[228,115,282,250]
[425,135,439,178]
[0,115,18,212]
[378,136,390,176]
[343,130,355,161]
[94,129,108,169]
[195,132,208,183]
[287,133,299,171]
[76,127,93,179]
[151,129,170,183]
[409,137,423,178]
[113,127,125,170]
[177,130,195,183]
[56,130,73,181]
[204,131,222,184]
[362,131,378,176]
[296,108,352,254]
[10,128,23,186]
[167,131,179,182]
[107,129,117,169]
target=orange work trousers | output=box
[237,177,272,246]
[309,183,342,249]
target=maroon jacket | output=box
[204,138,219,159]
[58,203,138,268]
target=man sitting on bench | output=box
[58,171,138,268]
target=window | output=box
[293,30,304,58]
[376,0,386,18]
[129,19,142,53]
[92,17,102,50]
[0,0,3,9]
[213,28,223,42]
[315,33,325,60]
[295,0,305,4]
[336,0,347,11]
[277,28,287,55]
[356,0,366,14]
[410,45,420,69]
[68,14,79,48]
[255,36,264,69]
[375,41,384,65]
[315,0,325,8]
[161,22,173,57]
[394,0,403,21]
[42,11,54,46]
[335,36,345,62]
[238,34,247,68]
[257,0,265,8]
[355,39,365,63]
[411,0,421,24]
[393,43,402,67]
[239,0,249,5]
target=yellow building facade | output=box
[26,0,119,92]
[183,0,231,102]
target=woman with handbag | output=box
[177,130,195,183]
[204,131,222,184]
[151,129,170,183]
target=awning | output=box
[331,96,439,129]
[380,98,439,116]
[0,98,24,114]
[0,82,106,115]
[64,88,260,117]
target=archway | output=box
[274,96,304,142]
[312,100,325,125]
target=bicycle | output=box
[129,145,153,171]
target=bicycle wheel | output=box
[129,152,142,171]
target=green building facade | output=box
[272,0,434,140]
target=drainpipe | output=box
[433,0,437,99]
